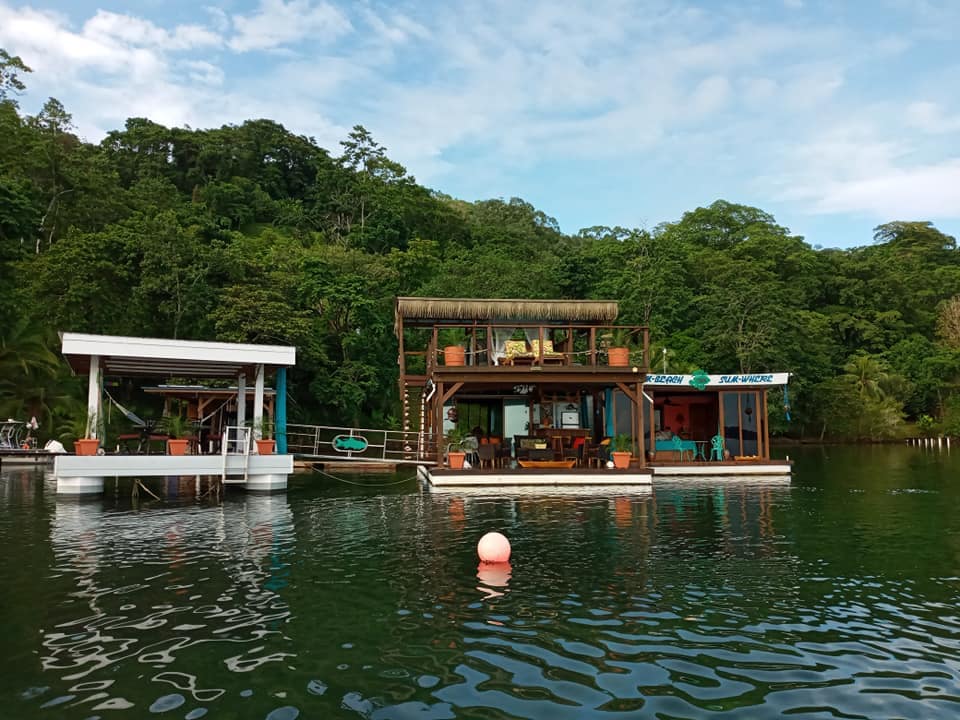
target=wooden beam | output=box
[440,382,463,405]
[616,382,640,404]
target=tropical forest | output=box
[2,48,959,444]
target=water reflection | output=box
[4,450,960,718]
[476,563,511,599]
[38,489,296,717]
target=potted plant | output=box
[163,413,192,456]
[255,419,276,455]
[607,329,633,367]
[439,328,467,367]
[445,427,467,469]
[611,433,633,469]
[73,411,101,456]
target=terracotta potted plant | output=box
[163,413,191,456]
[255,420,276,454]
[446,427,467,469]
[607,329,633,367]
[611,433,633,469]
[440,328,467,366]
[73,411,101,456]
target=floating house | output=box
[395,297,791,486]
[53,333,296,495]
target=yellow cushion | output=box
[504,340,531,359]
[531,339,563,356]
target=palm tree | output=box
[842,354,890,400]
[0,319,63,427]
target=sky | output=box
[1,0,959,248]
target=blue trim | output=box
[276,367,288,454]
[605,388,614,438]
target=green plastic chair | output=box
[672,435,693,461]
[709,434,724,461]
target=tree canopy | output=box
[3,48,960,441]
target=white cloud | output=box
[689,75,730,116]
[82,10,221,51]
[181,60,225,86]
[906,101,960,134]
[812,161,960,217]
[1,0,957,238]
[766,119,960,220]
[229,0,352,52]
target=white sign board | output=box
[644,372,789,388]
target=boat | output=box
[0,419,56,467]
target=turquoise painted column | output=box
[276,367,288,454]
[605,388,614,438]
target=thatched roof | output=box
[395,297,619,323]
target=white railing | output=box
[285,424,436,465]
[222,425,253,455]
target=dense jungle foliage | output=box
[3,49,960,442]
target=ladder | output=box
[221,426,252,484]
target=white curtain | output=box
[492,327,516,365]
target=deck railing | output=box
[286,424,437,465]
[402,323,649,371]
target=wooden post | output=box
[762,390,770,460]
[436,380,444,463]
[635,382,646,467]
[590,327,597,367]
[737,392,743,457]
[718,391,725,459]
[648,390,656,462]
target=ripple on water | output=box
[149,693,185,713]
[264,706,299,720]
[306,679,327,696]
[6,466,960,719]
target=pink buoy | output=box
[477,531,511,564]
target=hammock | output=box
[104,388,146,427]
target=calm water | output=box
[2,446,960,719]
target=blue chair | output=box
[672,435,693,461]
[709,434,724,461]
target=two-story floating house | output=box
[395,297,791,486]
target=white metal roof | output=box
[60,332,296,378]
